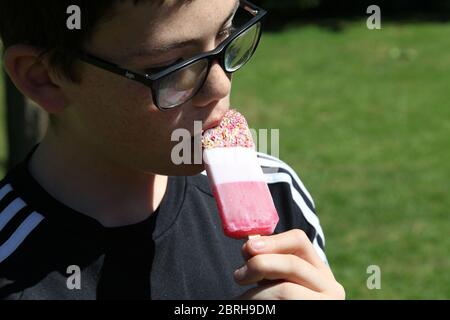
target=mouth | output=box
[202,118,222,133]
[189,110,228,141]
[190,118,222,145]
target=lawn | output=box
[1,21,449,299]
[231,21,450,299]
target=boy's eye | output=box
[144,25,237,74]
[144,58,184,75]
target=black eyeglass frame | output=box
[73,0,267,111]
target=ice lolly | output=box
[202,109,279,239]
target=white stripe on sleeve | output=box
[0,198,27,232]
[265,172,326,245]
[0,212,45,263]
[257,154,316,209]
[0,184,13,200]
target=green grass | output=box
[231,21,450,299]
[1,21,449,299]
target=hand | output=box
[234,229,345,300]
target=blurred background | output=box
[1,0,449,299]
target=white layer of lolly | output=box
[203,147,266,185]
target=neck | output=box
[28,127,168,227]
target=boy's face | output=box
[59,0,239,175]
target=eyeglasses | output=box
[73,0,266,111]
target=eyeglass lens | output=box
[156,22,261,109]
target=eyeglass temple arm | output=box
[75,51,151,83]
[241,0,266,16]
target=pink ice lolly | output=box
[202,109,279,239]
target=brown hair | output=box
[0,0,153,82]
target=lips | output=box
[189,119,222,145]
[188,111,227,141]
[202,118,222,132]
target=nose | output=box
[190,60,232,108]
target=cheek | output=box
[95,95,162,146]
[69,75,161,147]
[67,71,192,172]
[124,80,155,104]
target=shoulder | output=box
[191,152,328,264]
[255,152,316,211]
[0,171,49,300]
[190,152,315,208]
[0,175,47,264]
[256,153,327,260]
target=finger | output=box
[243,229,328,271]
[241,242,252,261]
[234,253,331,292]
[238,281,326,300]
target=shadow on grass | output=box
[263,10,450,33]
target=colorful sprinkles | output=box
[202,109,255,149]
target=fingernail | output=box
[250,239,265,250]
[234,265,247,280]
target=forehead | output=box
[89,0,238,59]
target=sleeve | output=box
[257,152,329,265]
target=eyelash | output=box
[144,24,237,74]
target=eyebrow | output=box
[128,0,240,58]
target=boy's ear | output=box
[3,45,67,114]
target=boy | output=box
[0,0,344,299]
